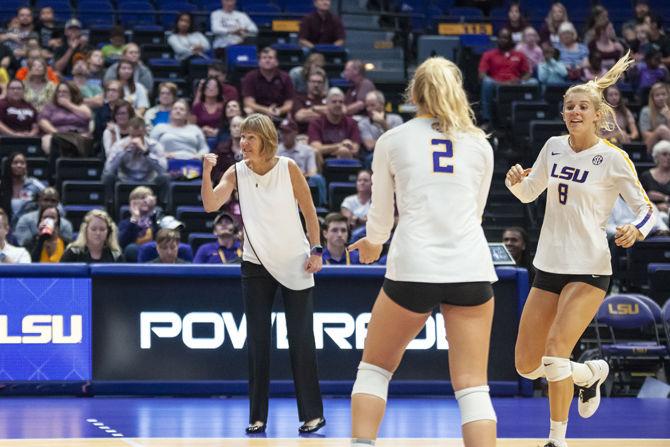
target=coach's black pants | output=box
[240,261,323,424]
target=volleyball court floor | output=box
[0,396,668,446]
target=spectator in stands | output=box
[640,140,670,216]
[104,44,154,93]
[0,79,38,137]
[93,80,122,146]
[116,59,149,117]
[193,212,242,264]
[516,27,543,72]
[61,209,124,263]
[87,49,106,82]
[53,19,92,76]
[583,5,609,45]
[206,62,239,102]
[644,14,670,67]
[144,81,177,132]
[600,85,639,144]
[478,27,534,125]
[539,2,569,46]
[538,43,567,85]
[505,2,528,44]
[101,26,126,64]
[632,22,652,62]
[35,7,62,52]
[15,48,59,84]
[0,208,30,263]
[290,53,328,94]
[293,67,327,134]
[71,57,103,109]
[0,152,45,224]
[341,59,376,116]
[102,100,135,156]
[581,50,607,82]
[211,115,243,184]
[0,7,34,58]
[588,21,624,71]
[556,22,589,81]
[321,212,359,265]
[637,48,670,93]
[358,90,402,167]
[38,81,93,158]
[639,82,670,151]
[341,169,371,229]
[169,13,210,62]
[242,47,295,120]
[103,117,169,202]
[278,118,326,205]
[210,0,258,59]
[215,98,244,143]
[23,58,57,112]
[150,99,209,161]
[308,87,360,160]
[502,226,533,273]
[299,0,345,49]
[625,0,651,30]
[14,187,73,247]
[27,205,69,263]
[192,77,225,138]
[118,186,162,262]
[148,228,189,263]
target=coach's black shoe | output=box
[299,417,326,433]
[543,439,567,447]
[245,421,266,434]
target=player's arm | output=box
[202,158,236,212]
[477,143,495,222]
[364,136,395,245]
[505,141,550,203]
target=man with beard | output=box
[193,212,242,264]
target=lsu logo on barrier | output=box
[550,164,589,183]
[0,315,83,344]
[607,303,639,315]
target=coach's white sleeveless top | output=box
[236,156,314,290]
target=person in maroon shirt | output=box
[241,47,294,121]
[298,0,345,49]
[206,62,239,103]
[478,27,535,124]
[292,68,327,134]
[192,77,225,138]
[308,87,360,160]
[341,59,376,116]
[0,80,39,137]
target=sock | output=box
[352,439,375,446]
[571,361,594,387]
[549,419,568,444]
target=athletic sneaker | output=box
[577,359,609,418]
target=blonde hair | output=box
[647,82,670,131]
[69,209,122,254]
[129,185,153,201]
[240,113,278,161]
[564,51,635,134]
[406,57,485,138]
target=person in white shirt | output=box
[210,0,258,59]
[340,169,371,229]
[201,113,325,435]
[168,13,211,62]
[506,52,654,447]
[0,209,31,264]
[348,57,498,447]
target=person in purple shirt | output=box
[193,212,242,264]
[241,47,294,121]
[321,212,359,265]
[637,48,670,93]
[298,0,345,49]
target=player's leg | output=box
[440,294,496,447]
[542,282,606,446]
[351,288,431,444]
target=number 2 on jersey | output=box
[558,183,568,204]
[431,139,454,173]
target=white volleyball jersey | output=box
[507,135,655,275]
[237,157,314,290]
[367,117,498,283]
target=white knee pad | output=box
[351,361,393,402]
[517,364,545,380]
[455,385,497,425]
[542,356,572,382]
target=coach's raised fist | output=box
[506,164,531,186]
[203,153,218,173]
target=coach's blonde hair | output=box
[68,209,122,254]
[564,51,635,134]
[240,113,278,161]
[406,57,485,138]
